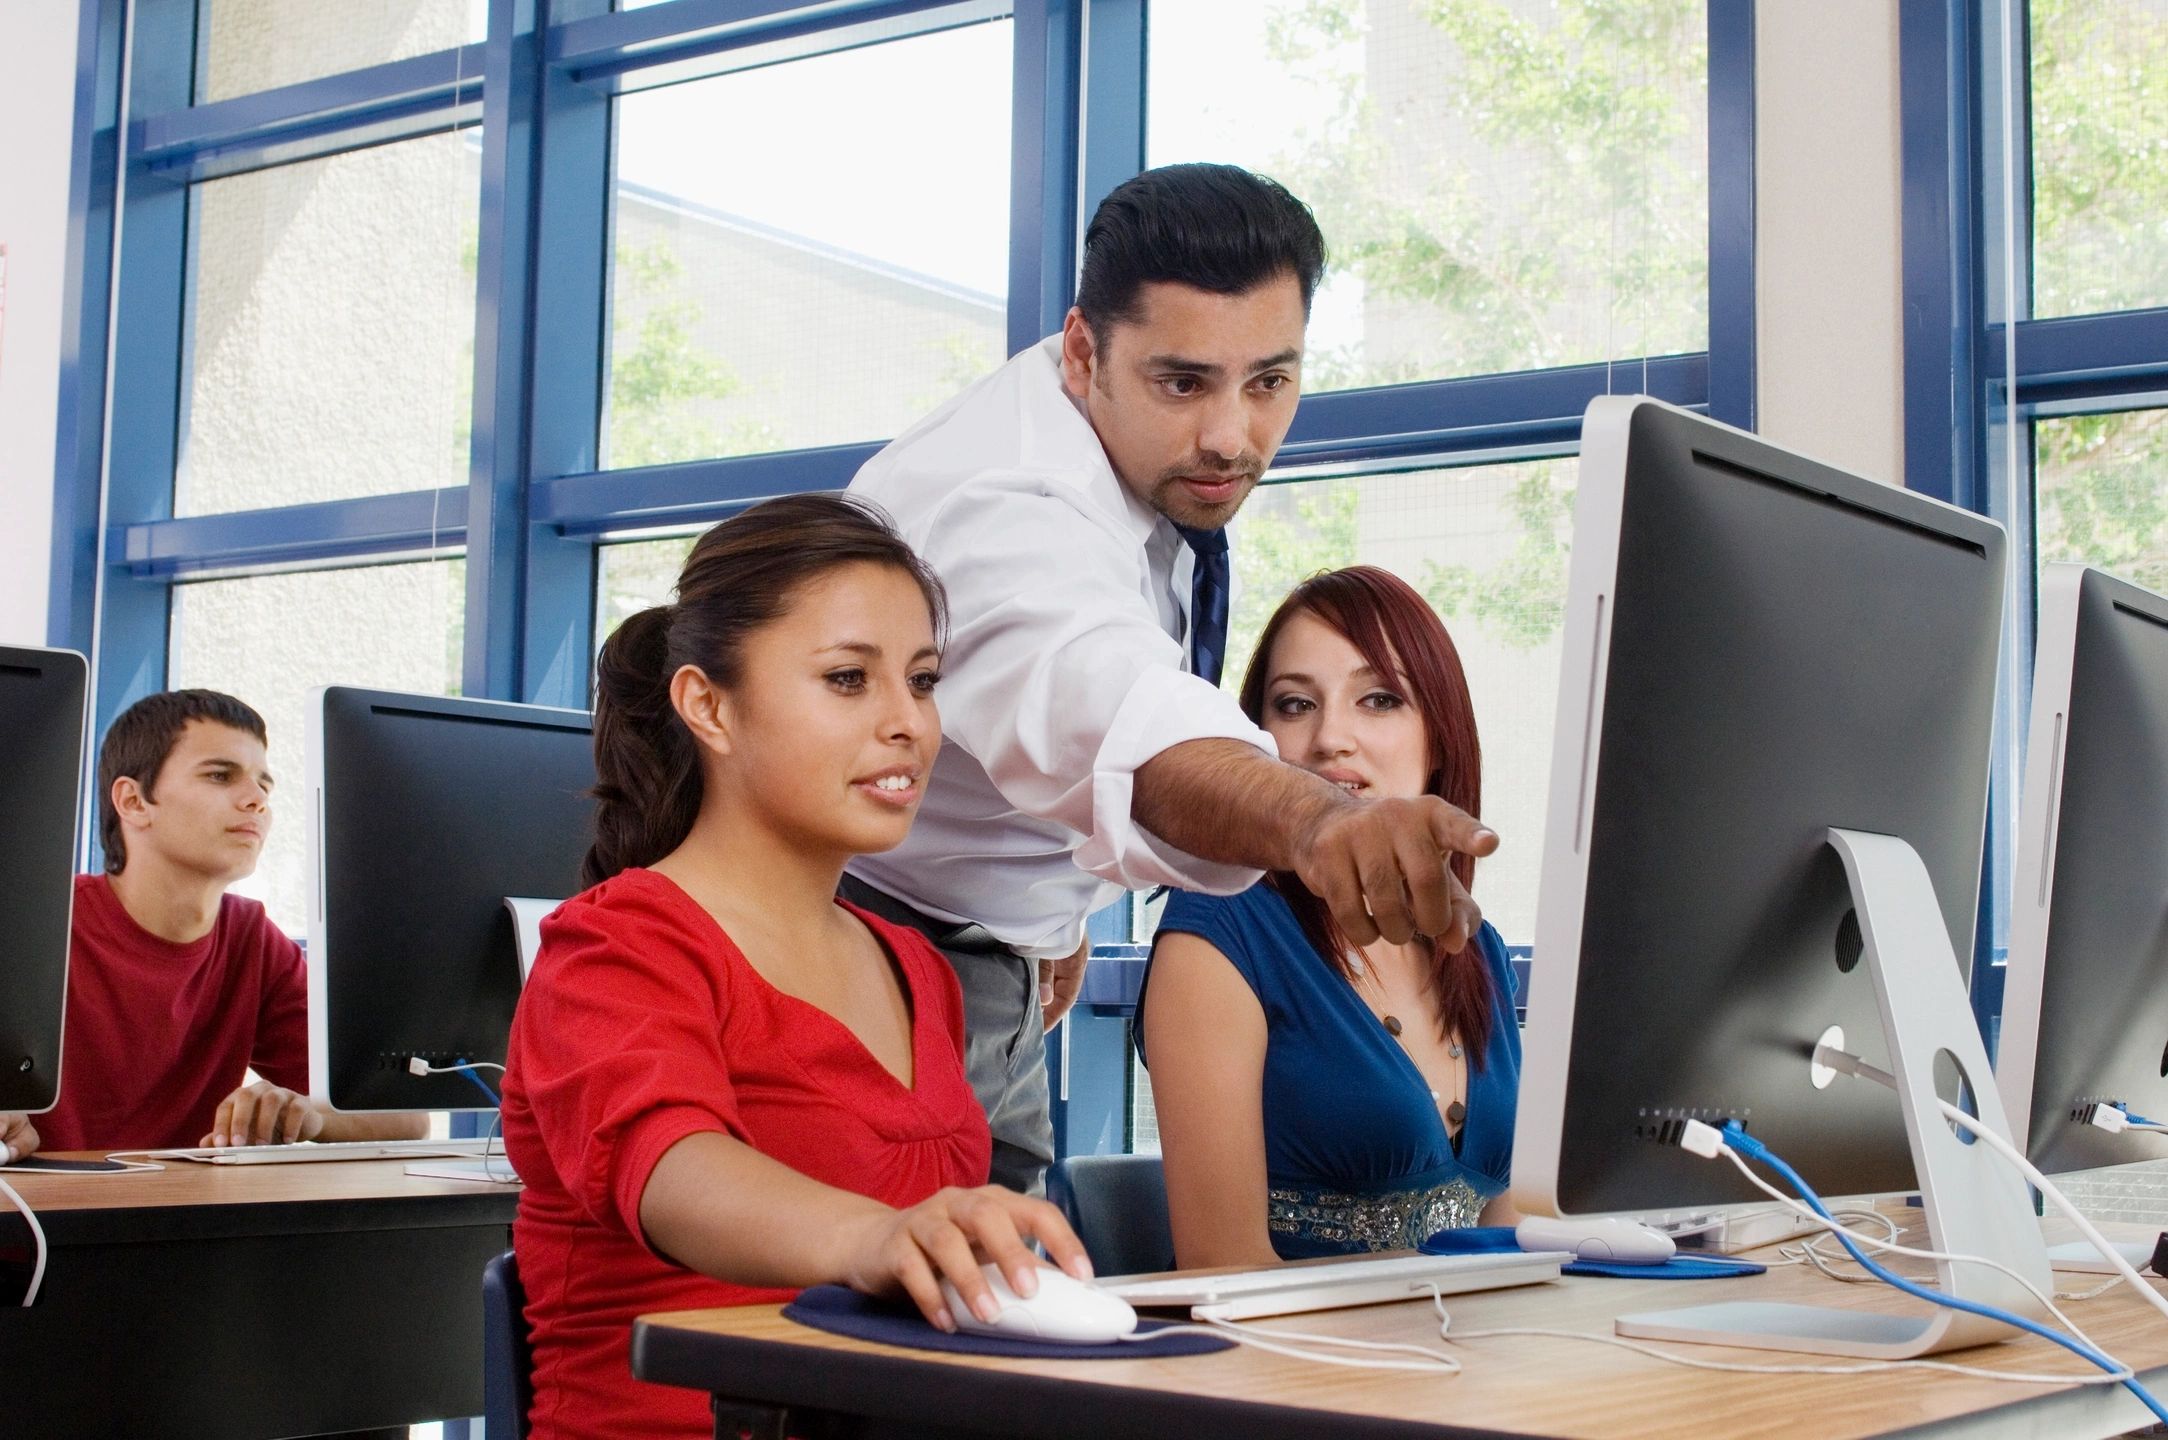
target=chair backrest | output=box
[482,1249,534,1440]
[1047,1153,1174,1278]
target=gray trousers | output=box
[839,875,1054,1196]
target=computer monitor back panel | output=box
[1999,564,2168,1174]
[0,646,88,1114]
[310,688,594,1112]
[1514,399,2006,1217]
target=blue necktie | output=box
[1176,524,1231,687]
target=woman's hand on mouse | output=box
[843,1185,1093,1332]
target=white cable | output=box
[481,1106,512,1184]
[1713,1144,2113,1357]
[1936,1102,2168,1329]
[1781,1211,1914,1283]
[1433,1313,2126,1388]
[2060,1275,2125,1302]
[0,1174,48,1308]
[406,1058,506,1077]
[1124,1317,1462,1376]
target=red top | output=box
[501,868,991,1440]
[42,872,310,1151]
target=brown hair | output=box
[584,492,946,887]
[1239,566,1498,1067]
[98,689,268,873]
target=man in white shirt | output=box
[846,164,1495,1194]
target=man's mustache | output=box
[1157,458,1263,485]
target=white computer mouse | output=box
[939,1262,1139,1344]
[1515,1215,1676,1264]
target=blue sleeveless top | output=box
[1139,882,1520,1260]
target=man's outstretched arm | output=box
[1133,738,1498,951]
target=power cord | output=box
[1120,1314,1462,1375]
[407,1058,514,1182]
[407,1056,503,1108]
[1676,1117,2168,1425]
[1932,1104,2168,1330]
[0,1174,46,1307]
[1425,1281,2130,1386]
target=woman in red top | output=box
[500,493,1090,1440]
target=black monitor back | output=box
[1514,399,2007,1216]
[0,646,88,1114]
[311,688,594,1112]
[2002,565,2168,1175]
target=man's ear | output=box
[1059,306,1100,400]
[111,774,155,835]
[669,664,734,759]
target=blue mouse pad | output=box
[1421,1226,1766,1280]
[781,1285,1234,1359]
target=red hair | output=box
[1237,566,1497,1069]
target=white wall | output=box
[0,3,81,647]
[1756,0,1907,486]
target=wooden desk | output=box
[632,1239,2168,1439]
[0,1154,518,1439]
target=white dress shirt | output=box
[847,335,1276,959]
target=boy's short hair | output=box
[1073,163,1328,331]
[99,689,268,873]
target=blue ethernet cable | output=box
[444,1058,502,1109]
[1713,1121,2168,1426]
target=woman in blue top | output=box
[1139,565,1518,1267]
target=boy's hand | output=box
[204,1083,327,1147]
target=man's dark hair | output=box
[99,689,268,874]
[1073,163,1327,331]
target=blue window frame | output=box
[56,0,1759,1157]
[1900,0,2168,1041]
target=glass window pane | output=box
[1227,463,1570,944]
[1146,0,1708,388]
[596,533,698,646]
[169,559,466,933]
[2034,409,2168,589]
[180,130,480,516]
[603,23,1011,467]
[2029,0,2168,317]
[596,466,1569,942]
[198,1,485,103]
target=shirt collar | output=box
[1034,334,1170,552]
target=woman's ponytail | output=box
[584,604,699,885]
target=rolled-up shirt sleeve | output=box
[915,474,1276,895]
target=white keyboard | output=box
[142,1138,500,1165]
[1101,1250,1567,1321]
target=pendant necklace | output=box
[1373,1002,1466,1128]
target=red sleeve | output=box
[513,887,749,1254]
[248,915,313,1094]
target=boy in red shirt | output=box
[9,690,424,1155]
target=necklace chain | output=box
[1352,958,1466,1123]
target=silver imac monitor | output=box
[1512,398,2045,1358]
[308,687,594,1113]
[0,645,89,1114]
[1997,563,2168,1178]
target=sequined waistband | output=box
[1266,1176,1487,1252]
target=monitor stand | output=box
[503,897,561,985]
[1615,828,2054,1360]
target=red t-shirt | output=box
[42,872,310,1151]
[501,868,992,1440]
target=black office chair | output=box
[482,1249,534,1440]
[1047,1153,1174,1277]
